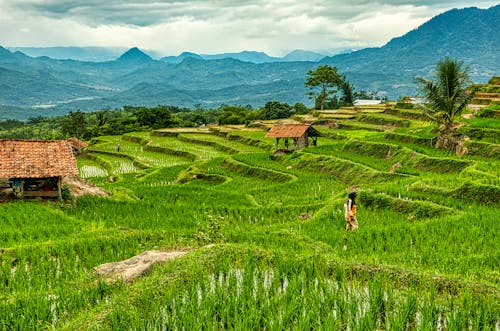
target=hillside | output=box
[0,5,498,119]
[1,104,499,328]
[321,5,500,96]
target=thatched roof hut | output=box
[265,124,321,151]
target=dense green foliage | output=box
[0,102,310,140]
[416,57,473,127]
[1,103,499,329]
[305,65,354,110]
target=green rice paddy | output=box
[1,109,499,330]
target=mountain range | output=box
[0,5,498,120]
[7,47,329,64]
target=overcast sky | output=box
[0,0,498,56]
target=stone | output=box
[389,162,402,173]
[94,250,188,284]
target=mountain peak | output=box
[117,47,152,62]
[283,49,325,62]
[0,46,15,60]
[161,51,202,63]
[383,5,499,51]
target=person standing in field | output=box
[344,191,358,231]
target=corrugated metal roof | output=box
[0,140,78,179]
[265,124,320,138]
[353,99,382,106]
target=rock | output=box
[94,250,188,283]
[62,175,108,198]
[435,134,470,156]
[389,162,402,173]
[298,213,312,220]
[328,122,339,129]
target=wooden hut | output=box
[265,124,321,151]
[0,140,78,199]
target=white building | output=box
[353,99,383,106]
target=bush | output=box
[361,191,452,219]
[394,101,414,109]
[358,114,410,127]
[451,182,500,205]
[476,102,500,118]
[61,184,73,202]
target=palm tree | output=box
[416,57,473,131]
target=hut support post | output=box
[20,179,25,198]
[57,176,62,201]
[11,179,25,198]
[275,138,279,151]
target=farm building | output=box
[265,124,321,151]
[0,140,78,199]
[353,99,383,106]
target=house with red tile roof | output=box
[265,124,321,151]
[0,140,78,199]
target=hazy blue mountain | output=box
[116,47,153,63]
[161,52,203,63]
[0,46,18,60]
[7,46,127,62]
[0,66,108,108]
[282,50,326,62]
[201,51,280,63]
[0,5,498,119]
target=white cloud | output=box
[0,0,498,56]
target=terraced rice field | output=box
[1,107,499,329]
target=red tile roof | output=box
[67,137,88,150]
[0,140,78,179]
[265,124,320,138]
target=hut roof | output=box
[0,140,78,179]
[265,124,321,138]
[67,137,88,150]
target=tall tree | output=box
[61,110,86,140]
[94,110,109,127]
[134,106,181,129]
[305,65,354,110]
[416,57,473,130]
[260,101,292,120]
[339,79,354,105]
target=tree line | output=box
[0,101,313,140]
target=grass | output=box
[1,110,499,330]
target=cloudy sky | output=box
[0,0,498,56]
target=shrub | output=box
[61,184,73,202]
[451,182,500,205]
